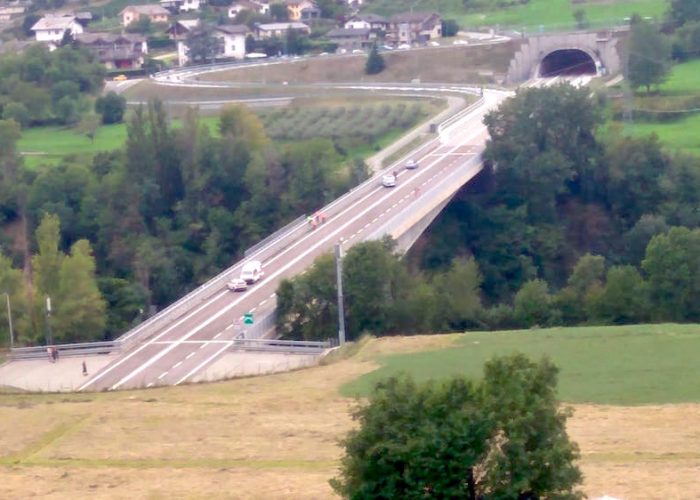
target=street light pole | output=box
[334,243,346,346]
[5,292,14,349]
[45,296,53,346]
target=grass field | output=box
[625,114,700,155]
[1,327,700,498]
[341,324,700,405]
[365,0,667,31]
[657,59,700,96]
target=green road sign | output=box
[243,312,254,325]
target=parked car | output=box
[352,49,364,54]
[397,43,411,50]
[240,260,263,284]
[383,44,394,51]
[429,41,440,47]
[227,278,248,292]
[405,159,419,169]
[382,173,397,187]
[452,39,469,45]
[112,74,128,81]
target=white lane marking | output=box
[173,361,183,369]
[225,324,234,330]
[269,293,276,298]
[214,332,222,339]
[258,299,267,307]
[103,99,500,390]
[158,371,168,380]
[175,341,233,385]
[199,344,207,350]
[186,352,196,360]
[147,382,154,388]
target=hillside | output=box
[1,325,699,498]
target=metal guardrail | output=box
[244,214,307,258]
[230,338,330,354]
[9,341,121,360]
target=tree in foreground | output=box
[626,17,671,93]
[365,44,385,75]
[331,354,582,499]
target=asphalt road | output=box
[79,90,508,391]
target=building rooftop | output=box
[31,15,78,31]
[216,24,250,35]
[389,11,440,24]
[120,4,170,16]
[256,21,309,31]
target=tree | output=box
[0,252,30,346]
[32,213,63,301]
[53,239,107,342]
[433,257,483,330]
[269,2,289,21]
[442,19,460,37]
[77,112,100,143]
[590,265,649,324]
[2,102,30,128]
[642,227,700,321]
[332,354,582,499]
[365,44,385,75]
[626,19,671,93]
[54,95,81,125]
[668,0,700,28]
[185,26,222,64]
[95,91,127,124]
[514,279,553,327]
[125,16,152,34]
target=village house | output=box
[177,24,249,66]
[31,15,84,47]
[0,5,24,21]
[343,13,388,32]
[326,27,372,51]
[285,0,319,21]
[74,32,148,69]
[228,0,269,18]
[255,21,310,39]
[167,18,200,39]
[120,4,170,27]
[387,11,442,45]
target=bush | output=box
[95,92,127,125]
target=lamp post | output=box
[5,292,14,349]
[45,296,53,346]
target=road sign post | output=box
[243,313,254,325]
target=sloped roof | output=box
[31,15,77,31]
[389,11,440,24]
[120,4,170,16]
[216,24,249,35]
[256,21,309,31]
[75,32,146,44]
[327,27,370,38]
[354,14,387,24]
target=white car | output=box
[227,278,248,292]
[429,41,440,47]
[452,39,469,45]
[383,45,394,51]
[398,43,411,50]
[352,49,364,54]
[382,173,397,187]
[405,159,419,169]
[240,260,263,284]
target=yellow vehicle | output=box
[112,74,128,81]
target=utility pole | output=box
[45,296,53,346]
[334,243,346,346]
[5,292,14,349]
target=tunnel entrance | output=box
[539,49,597,77]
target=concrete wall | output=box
[506,30,626,84]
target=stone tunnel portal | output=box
[539,49,598,77]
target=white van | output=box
[240,260,263,284]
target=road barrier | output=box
[230,338,330,354]
[9,341,121,360]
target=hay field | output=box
[1,332,698,499]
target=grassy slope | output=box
[1,328,700,498]
[620,59,700,155]
[341,324,700,405]
[365,0,668,30]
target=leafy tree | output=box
[365,44,385,75]
[95,91,127,124]
[623,214,669,264]
[2,102,30,128]
[125,16,152,35]
[54,95,81,125]
[514,279,553,327]
[0,252,30,345]
[626,18,671,93]
[442,19,460,37]
[269,2,289,21]
[32,213,63,302]
[77,112,101,143]
[433,257,483,330]
[185,26,222,64]
[53,239,107,342]
[567,253,605,296]
[590,265,649,324]
[642,227,700,321]
[332,354,582,499]
[668,0,700,28]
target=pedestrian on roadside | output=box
[53,347,59,362]
[47,346,53,363]
[82,361,88,377]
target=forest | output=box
[277,84,700,341]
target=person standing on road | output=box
[82,361,88,377]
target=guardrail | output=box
[230,338,330,354]
[9,341,121,360]
[245,214,307,258]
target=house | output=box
[326,27,372,51]
[285,0,319,21]
[167,18,200,39]
[0,5,25,21]
[228,0,269,18]
[31,15,84,46]
[177,24,249,66]
[255,21,310,39]
[387,11,442,45]
[344,14,388,32]
[120,5,170,27]
[74,11,93,27]
[75,32,148,69]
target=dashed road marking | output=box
[158,371,168,380]
[186,352,195,360]
[173,361,183,369]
